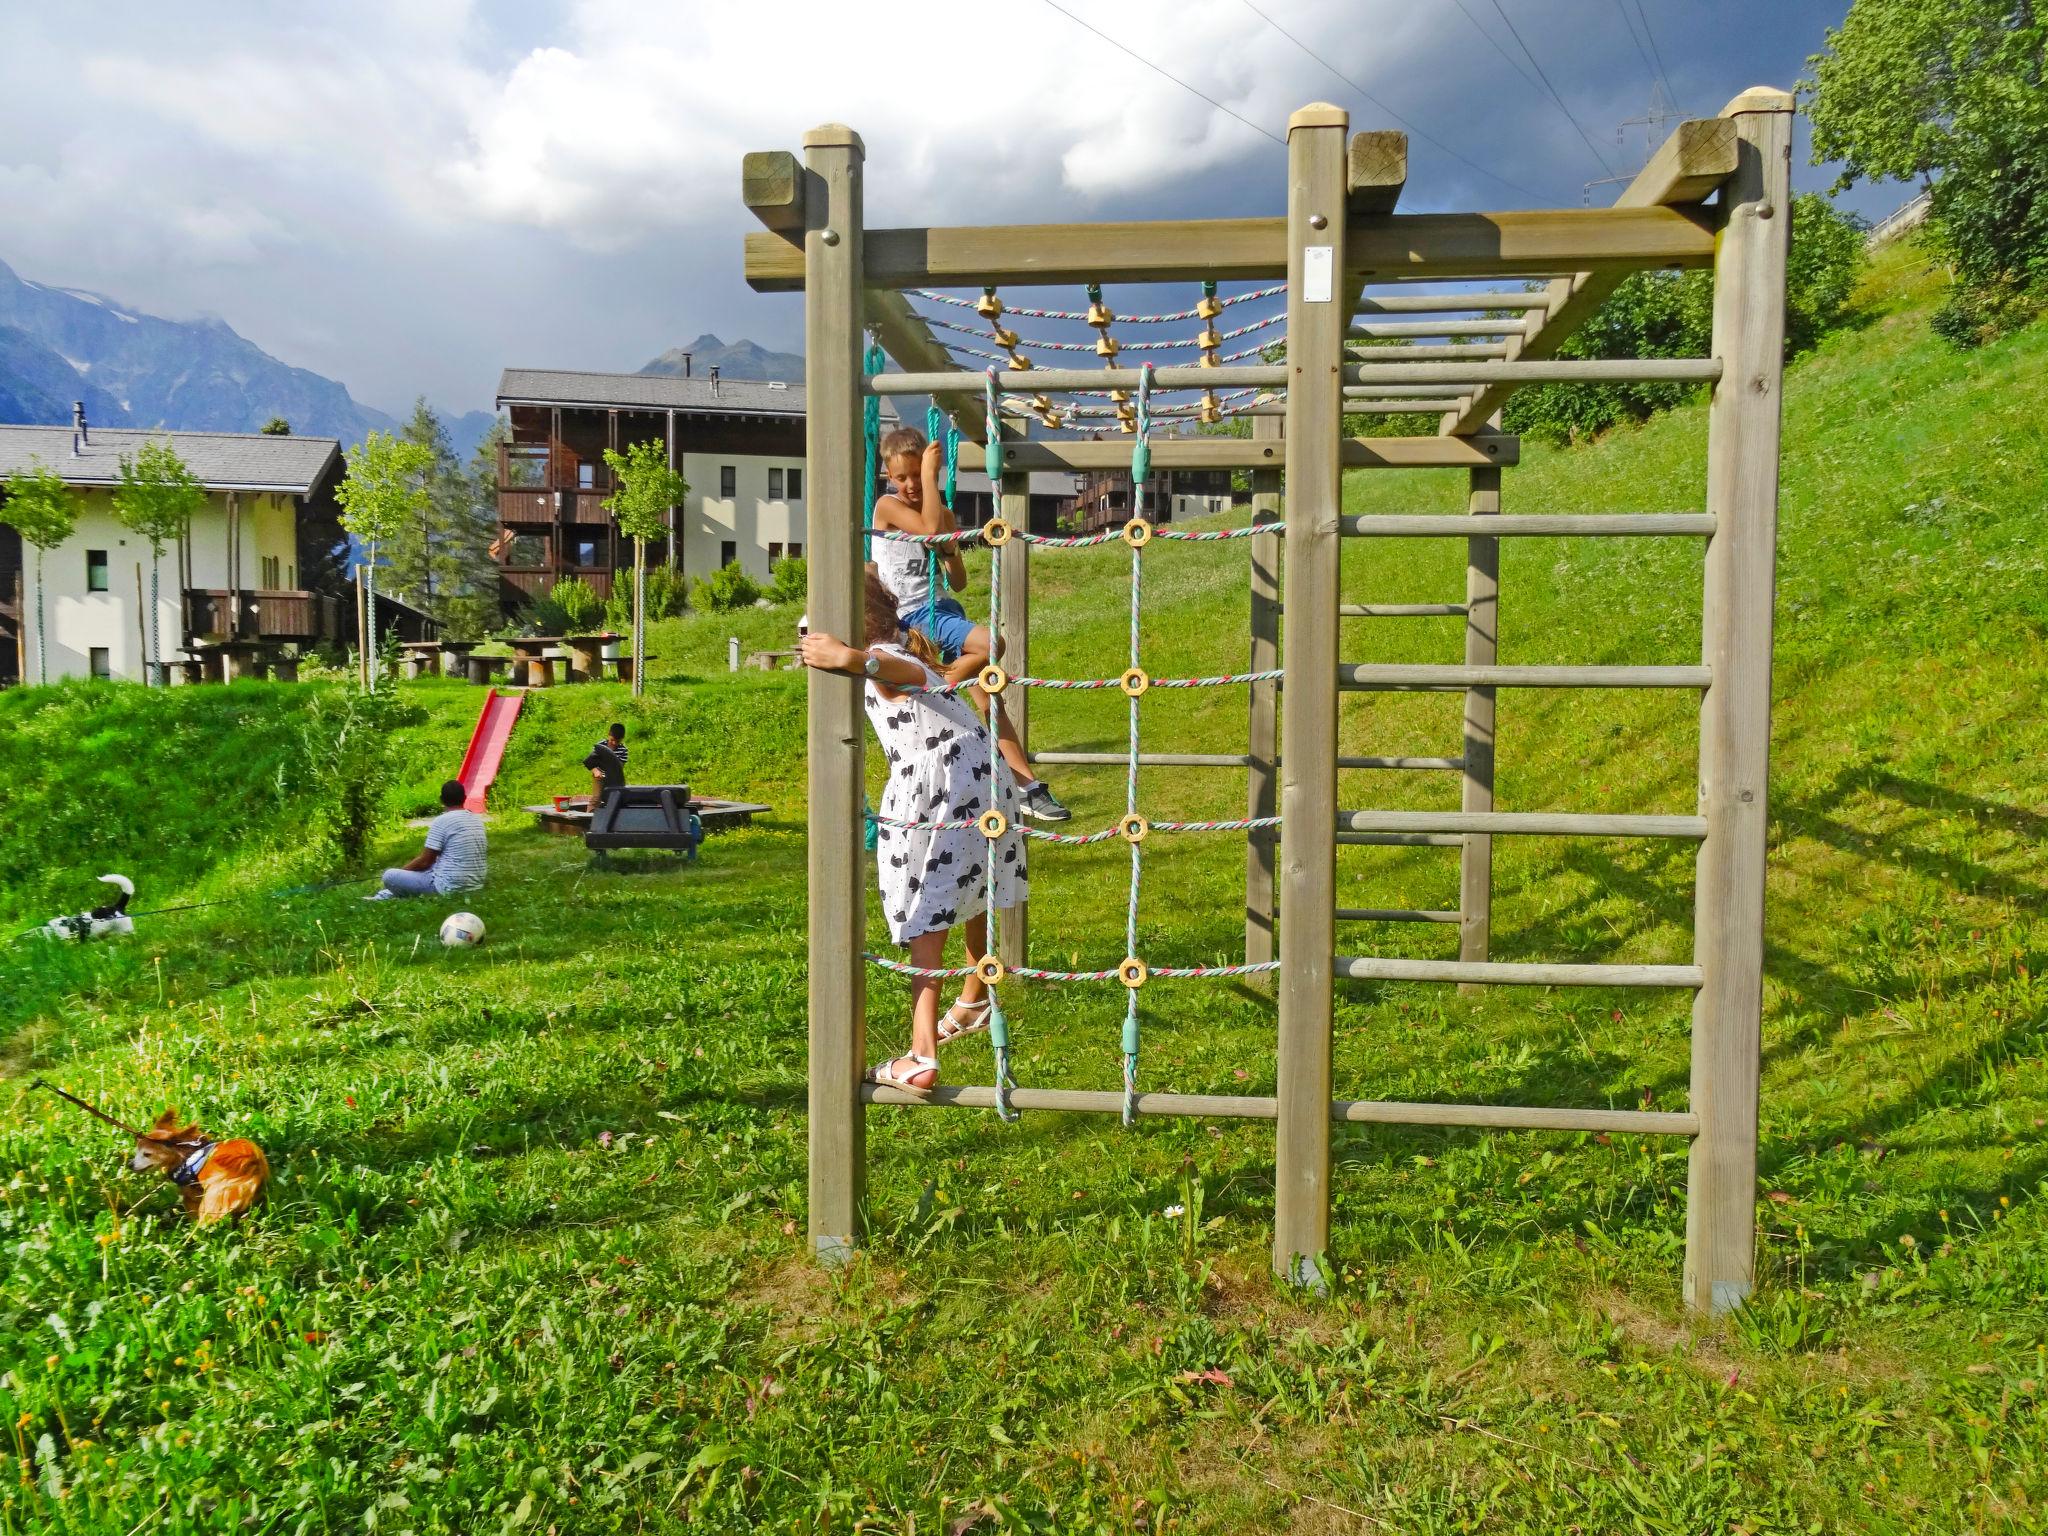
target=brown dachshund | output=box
[129,1110,269,1223]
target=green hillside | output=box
[1,243,2043,1532]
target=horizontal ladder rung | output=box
[1337,831,1464,847]
[1336,810,1706,839]
[863,1083,1699,1135]
[1340,664,1710,691]
[1340,514,1716,538]
[1340,755,1465,770]
[1336,907,1462,923]
[1276,604,1471,617]
[1030,751,1252,768]
[1336,956,1702,988]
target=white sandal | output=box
[866,1052,940,1097]
[936,996,991,1046]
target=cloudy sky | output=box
[0,1,1890,419]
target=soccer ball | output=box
[440,912,485,948]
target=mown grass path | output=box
[1,247,2044,1532]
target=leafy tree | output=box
[1505,194,1868,444]
[113,441,207,687]
[1804,0,2048,344]
[0,461,76,685]
[260,417,292,435]
[691,561,762,613]
[601,438,688,697]
[385,400,499,621]
[769,555,808,606]
[336,431,434,692]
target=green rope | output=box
[861,339,886,560]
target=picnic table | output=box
[507,635,562,688]
[600,653,656,685]
[561,632,621,683]
[464,651,511,685]
[401,641,444,679]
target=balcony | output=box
[496,487,622,526]
[184,589,338,643]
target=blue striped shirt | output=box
[425,810,488,894]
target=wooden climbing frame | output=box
[743,85,1793,1314]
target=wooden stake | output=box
[1274,103,1347,1289]
[801,124,868,1267]
[1460,462,1499,990]
[1684,89,1793,1316]
[1245,414,1282,976]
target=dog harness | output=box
[170,1142,216,1187]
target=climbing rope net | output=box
[860,338,1289,1124]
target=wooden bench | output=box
[465,653,512,685]
[746,649,798,671]
[599,654,657,685]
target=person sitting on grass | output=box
[585,721,628,808]
[366,779,487,900]
[871,426,1070,823]
[795,570,1027,1095]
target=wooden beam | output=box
[1340,663,1711,690]
[1347,130,1408,215]
[1460,462,1499,990]
[1339,513,1715,536]
[745,205,1718,292]
[742,149,805,234]
[1336,956,1703,988]
[1274,102,1347,1289]
[864,289,988,438]
[1355,291,1552,313]
[963,434,1518,471]
[1443,117,1742,435]
[1245,413,1281,976]
[883,359,1715,394]
[801,123,868,1268]
[996,430,1029,964]
[1335,810,1707,838]
[1685,88,1794,1318]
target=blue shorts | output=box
[900,597,979,664]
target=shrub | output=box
[299,687,424,870]
[644,563,690,620]
[769,556,807,605]
[550,577,605,631]
[692,562,763,612]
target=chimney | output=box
[71,400,87,456]
[680,352,691,378]
[708,365,721,397]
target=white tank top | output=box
[874,529,933,618]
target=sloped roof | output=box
[0,425,341,494]
[497,368,806,417]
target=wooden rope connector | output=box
[978,808,1009,840]
[1119,666,1150,697]
[1118,957,1149,989]
[1095,334,1121,359]
[978,663,1008,695]
[975,287,1003,320]
[1122,518,1153,548]
[974,954,1007,985]
[991,325,1020,349]
[981,517,1013,546]
[1118,812,1149,843]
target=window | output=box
[768,542,784,562]
[578,462,595,490]
[89,647,111,680]
[768,467,784,500]
[786,467,802,500]
[720,540,737,568]
[719,465,736,498]
[509,533,546,567]
[86,550,109,592]
[788,542,802,560]
[572,539,600,567]
[261,554,280,588]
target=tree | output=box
[1804,0,2048,343]
[601,439,688,697]
[261,417,292,435]
[384,400,499,621]
[0,461,76,684]
[336,431,434,692]
[113,441,207,687]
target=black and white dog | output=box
[43,875,136,941]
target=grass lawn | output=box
[1,243,2045,1532]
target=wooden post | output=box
[1274,103,1347,1287]
[997,430,1030,965]
[802,124,868,1266]
[1244,413,1282,972]
[1458,459,1499,989]
[1684,89,1793,1316]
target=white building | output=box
[0,422,345,685]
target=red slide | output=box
[457,688,524,812]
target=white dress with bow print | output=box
[866,643,1028,943]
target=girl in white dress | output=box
[796,571,1027,1095]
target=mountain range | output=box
[639,332,803,381]
[0,256,497,459]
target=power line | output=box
[1630,0,1682,114]
[1236,0,1554,204]
[1038,0,1284,147]
[1486,0,1620,180]
[1611,0,1659,92]
[1447,0,1545,98]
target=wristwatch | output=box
[862,651,883,678]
